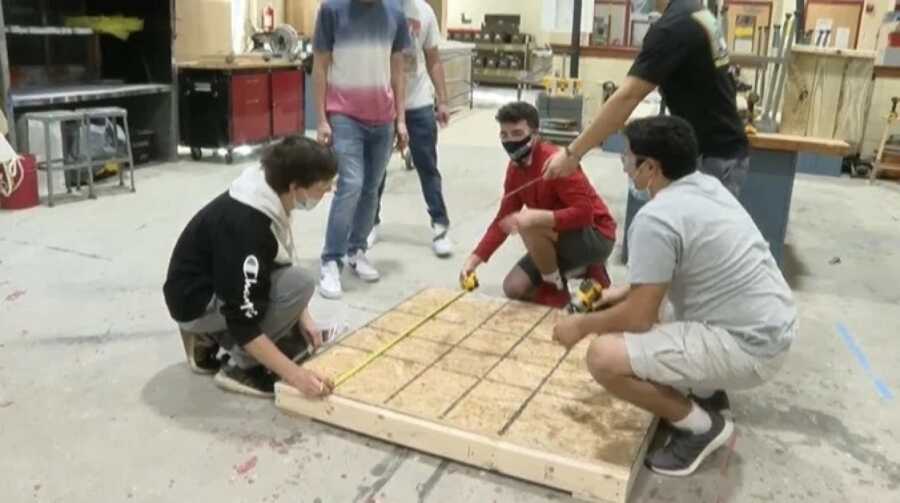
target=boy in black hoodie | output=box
[164,136,336,398]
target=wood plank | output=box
[807,56,847,139]
[301,346,370,380]
[781,53,819,136]
[436,294,506,331]
[748,133,850,156]
[276,386,632,503]
[508,338,568,368]
[339,327,395,352]
[338,356,425,404]
[385,336,452,365]
[369,311,425,334]
[410,318,471,345]
[791,46,875,59]
[834,58,874,147]
[487,358,551,391]
[874,66,900,79]
[393,287,461,317]
[529,309,568,343]
[437,347,502,377]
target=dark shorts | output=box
[516,227,615,286]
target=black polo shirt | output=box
[628,0,748,158]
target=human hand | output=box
[459,254,482,284]
[300,313,323,353]
[317,121,333,146]
[542,148,579,179]
[284,366,334,398]
[436,104,450,128]
[396,122,409,151]
[552,315,586,350]
[598,285,630,309]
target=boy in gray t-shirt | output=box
[552,116,795,478]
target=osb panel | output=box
[504,392,654,468]
[339,327,395,352]
[483,301,550,335]
[339,356,425,404]
[508,338,567,368]
[386,337,452,365]
[437,347,502,377]
[486,358,549,391]
[393,288,461,317]
[458,328,523,356]
[559,338,591,374]
[302,346,370,380]
[530,309,568,342]
[443,380,533,436]
[410,318,470,345]
[369,311,424,334]
[436,294,506,330]
[387,367,478,420]
[543,365,600,401]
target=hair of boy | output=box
[262,135,338,193]
[495,101,541,130]
[623,116,699,181]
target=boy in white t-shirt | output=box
[370,0,453,258]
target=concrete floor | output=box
[2,107,900,503]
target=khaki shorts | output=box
[624,321,789,391]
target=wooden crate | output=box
[276,288,657,503]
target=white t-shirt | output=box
[402,0,441,110]
[627,171,797,358]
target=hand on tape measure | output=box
[460,272,479,292]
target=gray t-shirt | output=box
[628,171,796,357]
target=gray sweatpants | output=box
[699,155,750,197]
[179,266,316,369]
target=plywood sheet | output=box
[394,287,461,316]
[530,309,568,342]
[280,290,657,503]
[505,392,654,468]
[387,367,478,420]
[781,53,819,136]
[458,328,523,355]
[834,58,874,147]
[483,300,550,334]
[808,56,848,139]
[443,380,533,436]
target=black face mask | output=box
[502,135,533,163]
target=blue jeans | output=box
[375,105,449,227]
[321,114,395,265]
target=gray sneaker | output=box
[646,409,734,477]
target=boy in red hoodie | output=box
[460,102,617,307]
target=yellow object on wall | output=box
[65,16,144,41]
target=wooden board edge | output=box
[749,133,850,157]
[275,383,635,503]
[625,416,659,499]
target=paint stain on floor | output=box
[234,455,258,475]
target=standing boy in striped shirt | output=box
[313,0,410,299]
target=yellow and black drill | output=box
[567,279,605,313]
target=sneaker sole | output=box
[648,419,735,477]
[181,333,217,375]
[318,286,343,300]
[213,370,274,398]
[350,266,380,282]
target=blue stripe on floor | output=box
[836,323,894,401]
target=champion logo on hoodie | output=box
[240,255,260,319]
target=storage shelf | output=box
[473,42,529,52]
[6,25,94,36]
[11,83,173,108]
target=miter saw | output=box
[249,24,306,61]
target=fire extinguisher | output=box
[263,4,275,32]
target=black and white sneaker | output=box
[646,409,734,477]
[691,390,731,416]
[213,363,276,398]
[276,324,312,363]
[180,330,221,375]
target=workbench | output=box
[178,58,305,163]
[619,133,850,269]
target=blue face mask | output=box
[628,177,652,201]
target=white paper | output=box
[835,27,851,49]
[542,0,595,33]
[734,38,753,54]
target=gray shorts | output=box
[517,227,615,286]
[624,321,789,391]
[700,155,750,197]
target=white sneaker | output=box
[367,225,380,249]
[348,250,380,282]
[432,224,453,258]
[318,261,343,299]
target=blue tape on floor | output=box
[836,323,894,401]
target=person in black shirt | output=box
[544,0,749,196]
[164,136,337,399]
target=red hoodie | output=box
[473,141,618,263]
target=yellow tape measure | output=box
[334,288,470,387]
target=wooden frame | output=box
[724,0,772,55]
[275,289,658,503]
[593,0,631,48]
[802,0,863,49]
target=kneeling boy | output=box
[164,136,336,399]
[460,101,617,307]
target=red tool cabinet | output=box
[179,64,304,163]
